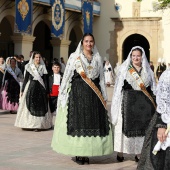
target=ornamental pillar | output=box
[50,37,71,62]
[11,34,35,60]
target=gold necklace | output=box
[83,52,94,76]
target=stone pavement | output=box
[0,87,137,170]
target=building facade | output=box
[1,0,170,69]
[0,0,100,62]
[93,0,170,68]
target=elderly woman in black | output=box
[1,57,23,113]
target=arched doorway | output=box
[69,26,83,57]
[33,21,53,63]
[122,34,150,61]
[0,17,14,59]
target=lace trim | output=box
[58,52,107,108]
[126,70,150,90]
[25,64,47,77]
[111,46,156,125]
[67,73,110,137]
[156,69,170,124]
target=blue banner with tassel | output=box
[51,0,65,38]
[15,0,32,34]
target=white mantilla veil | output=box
[58,40,101,108]
[111,46,156,125]
[25,52,47,75]
[5,57,11,67]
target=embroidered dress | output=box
[51,42,113,156]
[15,56,53,129]
[137,69,170,170]
[111,46,156,155]
[1,67,23,111]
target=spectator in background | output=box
[48,62,63,115]
[60,57,66,74]
[104,60,114,86]
[19,55,26,74]
[167,63,170,69]
[156,60,165,80]
[53,58,58,62]
[0,56,6,89]
[60,57,66,66]
[162,59,167,72]
[1,57,23,113]
[150,61,154,72]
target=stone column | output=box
[50,37,71,62]
[11,34,35,60]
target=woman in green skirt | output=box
[51,33,113,164]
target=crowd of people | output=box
[0,53,65,130]
[0,33,170,169]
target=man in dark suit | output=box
[48,61,63,115]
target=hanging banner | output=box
[15,0,32,34]
[51,0,65,38]
[82,0,93,34]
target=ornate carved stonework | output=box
[132,2,140,17]
[108,17,162,70]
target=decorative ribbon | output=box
[75,57,107,110]
[30,64,45,89]
[7,67,20,85]
[128,65,156,109]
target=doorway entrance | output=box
[122,34,150,61]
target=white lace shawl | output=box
[111,46,156,125]
[24,53,48,77]
[2,66,23,88]
[156,68,170,124]
[58,41,107,108]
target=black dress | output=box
[67,70,110,137]
[0,70,4,89]
[22,71,48,117]
[3,71,20,105]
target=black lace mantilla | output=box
[67,71,110,137]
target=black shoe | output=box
[135,155,140,162]
[76,157,84,165]
[117,155,124,162]
[84,157,89,164]
[10,111,16,114]
[75,157,89,165]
